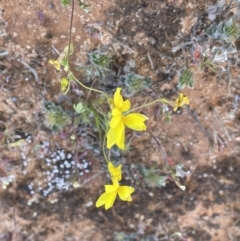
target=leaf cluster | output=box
[76,50,114,83]
[114,231,156,241]
[61,0,71,7]
[136,163,167,188]
[207,17,240,43]
[178,68,194,89]
[76,50,153,97]
[119,73,152,97]
[44,101,71,132]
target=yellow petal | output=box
[175,99,179,106]
[122,113,148,131]
[112,108,121,117]
[115,121,125,150]
[105,183,119,193]
[96,192,117,210]
[120,99,131,112]
[107,121,125,150]
[173,106,178,112]
[96,192,107,207]
[173,93,189,111]
[118,186,135,201]
[110,111,121,128]
[108,162,122,182]
[113,88,131,112]
[61,77,69,93]
[179,93,184,100]
[107,127,117,149]
[114,88,124,109]
[183,96,189,105]
[49,59,60,71]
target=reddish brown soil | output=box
[0,0,240,241]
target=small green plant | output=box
[61,0,90,12]
[49,46,189,208]
[207,17,240,43]
[75,49,114,83]
[178,68,194,89]
[89,49,112,69]
[77,0,90,13]
[45,0,192,211]
[200,56,216,72]
[223,19,240,42]
[61,0,71,6]
[44,101,71,132]
[114,232,136,241]
[73,99,107,143]
[119,73,153,97]
[73,102,85,114]
[137,163,167,188]
[169,164,190,191]
[114,231,157,241]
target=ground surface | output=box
[0,0,240,241]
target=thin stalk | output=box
[66,1,109,99]
[148,131,168,170]
[72,74,109,99]
[125,98,169,114]
[102,134,109,164]
[67,0,75,71]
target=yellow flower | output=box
[173,93,189,111]
[60,77,70,94]
[108,162,122,182]
[49,59,60,71]
[107,88,148,150]
[96,180,134,210]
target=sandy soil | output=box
[0,0,240,241]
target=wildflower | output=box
[173,93,189,111]
[49,59,60,71]
[108,162,122,182]
[96,180,134,210]
[60,77,70,93]
[107,88,148,150]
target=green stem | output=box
[72,74,109,99]
[126,98,169,114]
[102,134,109,164]
[67,0,74,74]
